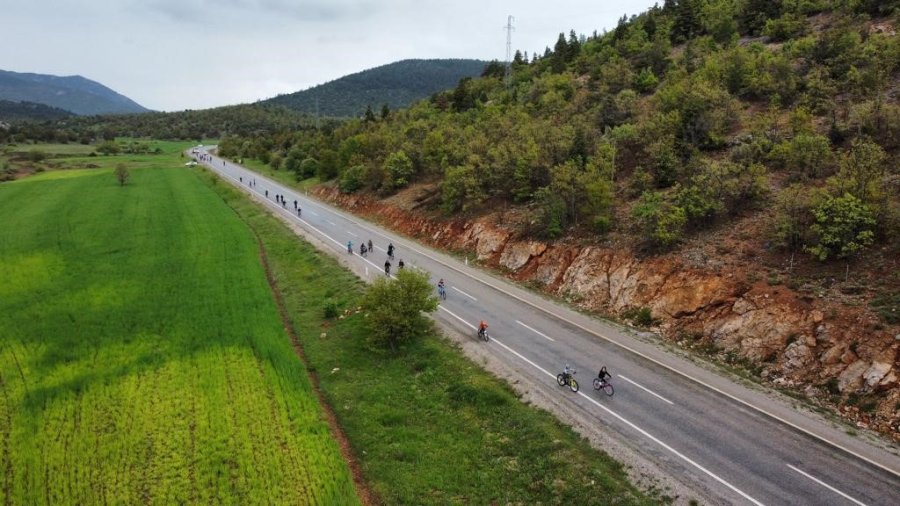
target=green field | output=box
[198,170,658,504]
[0,159,358,504]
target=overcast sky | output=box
[1,1,659,111]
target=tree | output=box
[114,163,129,186]
[361,268,438,351]
[828,139,886,207]
[806,193,876,262]
[632,191,687,248]
[364,105,376,122]
[383,150,414,191]
[380,103,390,120]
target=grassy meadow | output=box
[198,169,658,505]
[0,146,358,504]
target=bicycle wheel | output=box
[556,374,566,387]
[482,330,489,342]
[593,378,602,390]
[602,383,614,396]
[569,378,579,393]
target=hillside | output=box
[220,1,900,437]
[0,99,74,122]
[263,59,488,117]
[0,69,148,115]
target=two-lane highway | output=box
[196,148,900,505]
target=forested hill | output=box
[222,0,899,263]
[0,100,74,122]
[0,69,148,115]
[263,59,488,117]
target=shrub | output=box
[361,269,438,351]
[339,165,366,193]
[768,134,834,180]
[383,150,414,191]
[323,299,339,319]
[632,191,687,248]
[298,157,319,179]
[806,193,876,261]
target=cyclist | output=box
[564,363,574,381]
[384,259,391,276]
[347,240,353,254]
[437,278,446,299]
[597,366,611,386]
[367,239,373,253]
[477,320,489,339]
[398,259,405,270]
[387,242,394,259]
[360,243,367,256]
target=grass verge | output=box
[198,168,657,505]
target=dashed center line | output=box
[617,375,674,405]
[451,286,477,301]
[516,320,555,341]
[327,220,336,226]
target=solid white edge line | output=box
[451,286,478,301]
[516,320,555,341]
[436,304,763,506]
[617,374,674,405]
[201,149,899,480]
[787,465,868,506]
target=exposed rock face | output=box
[314,187,900,439]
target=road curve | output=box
[195,148,900,506]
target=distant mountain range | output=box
[0,69,149,116]
[263,59,488,117]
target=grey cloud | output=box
[146,0,378,24]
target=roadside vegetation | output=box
[216,1,898,264]
[198,168,660,504]
[0,147,358,504]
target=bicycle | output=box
[477,327,489,342]
[592,375,614,396]
[556,366,579,392]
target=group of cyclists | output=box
[343,234,614,396]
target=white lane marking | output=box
[617,375,674,405]
[451,286,477,301]
[347,231,358,237]
[787,465,868,506]
[308,210,319,217]
[438,305,476,330]
[516,320,555,342]
[203,154,880,492]
[293,199,899,480]
[373,246,386,253]
[437,303,762,506]
[327,220,337,226]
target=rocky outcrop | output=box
[314,187,900,439]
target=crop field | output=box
[199,170,656,505]
[0,155,358,504]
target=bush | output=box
[632,191,687,248]
[323,299,340,319]
[763,13,807,42]
[806,193,876,261]
[360,269,438,351]
[298,157,319,179]
[339,165,366,193]
[768,134,834,180]
[383,150,414,192]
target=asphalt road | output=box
[195,149,900,505]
